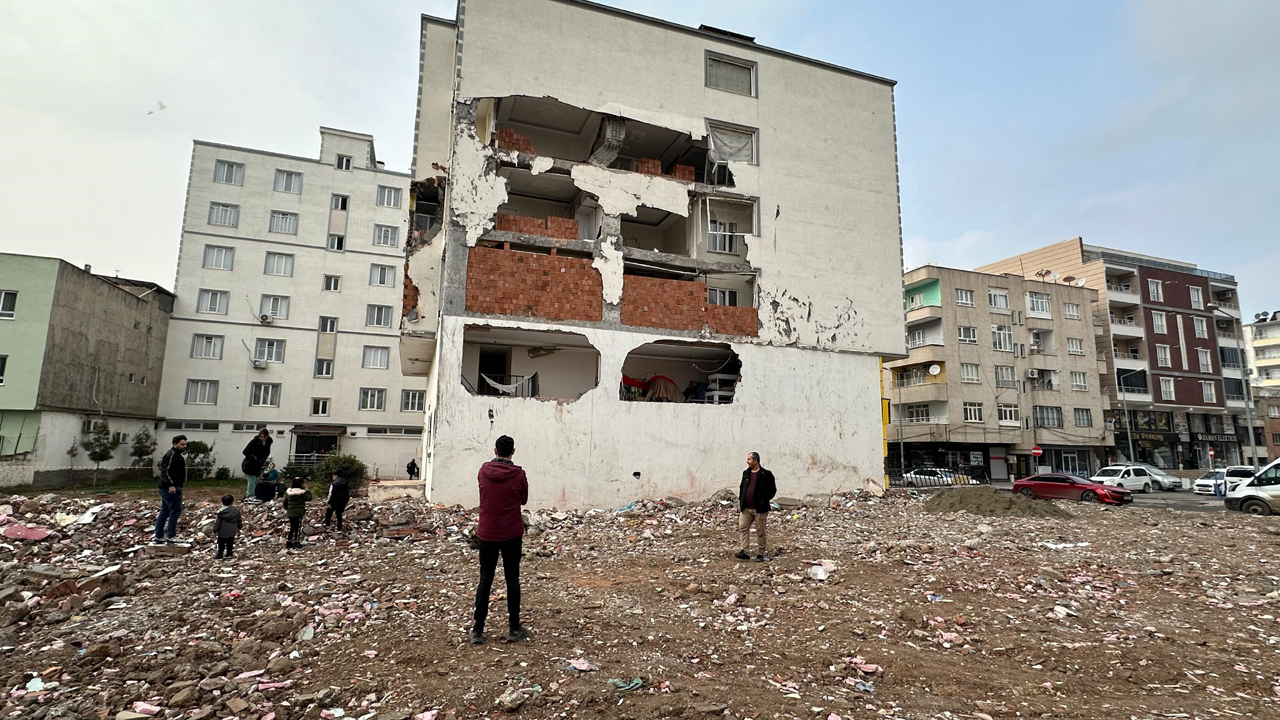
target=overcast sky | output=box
[1,0,1276,317]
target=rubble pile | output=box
[2,487,1279,719]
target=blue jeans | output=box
[155,488,182,539]
[245,474,259,498]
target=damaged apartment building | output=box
[406,0,906,507]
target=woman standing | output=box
[241,429,273,499]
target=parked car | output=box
[899,467,978,487]
[1224,459,1280,515]
[1089,465,1160,493]
[1136,464,1180,491]
[1013,473,1133,504]
[1193,466,1257,496]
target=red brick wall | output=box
[465,246,602,322]
[621,275,758,337]
[493,213,578,241]
[636,157,695,182]
[496,127,536,155]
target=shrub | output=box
[310,454,369,492]
[185,440,216,481]
[214,466,232,481]
[280,462,312,487]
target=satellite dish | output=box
[1076,278,1087,287]
[927,364,942,376]
[1034,269,1051,278]
[1061,275,1076,284]
[1050,272,1060,281]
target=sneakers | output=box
[734,550,751,561]
[754,554,770,562]
[506,626,529,644]
[469,627,485,645]
[215,552,224,560]
[150,537,165,545]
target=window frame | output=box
[213,159,244,186]
[963,402,984,423]
[362,345,391,370]
[1152,311,1167,334]
[376,185,403,209]
[997,403,1020,425]
[1067,338,1085,355]
[705,119,759,166]
[263,252,295,277]
[1073,408,1093,427]
[960,363,981,384]
[327,234,346,252]
[1201,380,1216,403]
[249,382,282,408]
[1193,316,1208,339]
[1198,347,1213,373]
[1189,286,1203,310]
[191,334,224,360]
[359,387,387,411]
[336,155,352,171]
[957,326,978,344]
[1160,376,1176,401]
[196,289,229,315]
[315,358,334,378]
[1033,405,1064,428]
[707,287,738,306]
[1063,302,1081,320]
[401,389,426,412]
[184,379,219,405]
[988,289,1010,310]
[318,316,338,333]
[0,290,15,320]
[1027,291,1052,317]
[323,275,341,292]
[273,169,303,194]
[995,365,1016,388]
[369,264,396,287]
[207,202,239,227]
[955,289,975,306]
[704,51,757,97]
[373,225,398,248]
[331,194,349,211]
[0,354,8,385]
[1156,344,1171,367]
[253,338,286,364]
[1148,279,1163,302]
[269,210,299,235]
[311,398,330,417]
[259,294,290,320]
[1071,371,1088,391]
[366,304,393,328]
[992,324,1013,352]
[202,244,234,271]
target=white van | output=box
[1224,459,1280,516]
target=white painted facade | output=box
[410,1,904,507]
[156,129,426,479]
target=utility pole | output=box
[1114,364,1139,464]
[897,372,905,477]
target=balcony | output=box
[1116,386,1153,404]
[906,335,945,349]
[905,304,944,327]
[1105,283,1141,306]
[1112,349,1148,372]
[892,383,948,403]
[1109,317,1145,338]
[621,274,758,337]
[1027,379,1059,392]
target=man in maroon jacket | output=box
[471,435,530,645]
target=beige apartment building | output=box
[886,265,1113,480]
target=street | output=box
[989,483,1231,513]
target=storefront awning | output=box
[290,425,347,436]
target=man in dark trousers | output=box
[154,435,188,544]
[406,458,419,481]
[735,451,776,562]
[471,435,529,645]
[324,471,350,531]
[241,429,273,499]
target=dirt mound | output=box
[923,486,1074,519]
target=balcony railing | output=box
[1225,393,1247,401]
[1029,347,1057,356]
[477,374,534,398]
[1215,299,1240,309]
[1110,317,1140,327]
[1221,360,1243,369]
[1118,385,1150,395]
[893,376,944,388]
[1106,283,1133,293]
[1028,380,1058,392]
[1113,349,1145,360]
[906,336,945,349]
[996,379,1018,389]
[902,416,937,424]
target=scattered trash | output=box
[567,657,597,672]
[607,677,645,691]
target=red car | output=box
[1013,473,1133,505]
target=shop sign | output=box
[1195,433,1237,443]
[1125,431,1174,442]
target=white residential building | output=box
[157,128,426,478]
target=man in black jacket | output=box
[735,451,776,562]
[154,435,188,544]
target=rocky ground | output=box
[2,485,1279,720]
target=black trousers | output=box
[324,503,346,530]
[473,537,522,631]
[287,517,302,546]
[216,537,235,556]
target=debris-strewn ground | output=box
[2,485,1279,720]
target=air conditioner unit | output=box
[1026,368,1041,379]
[251,359,266,369]
[259,314,273,324]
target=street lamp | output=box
[1113,364,1142,464]
[1207,302,1260,470]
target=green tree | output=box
[80,421,122,486]
[129,427,158,479]
[311,453,369,494]
[185,440,217,481]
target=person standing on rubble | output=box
[407,458,419,481]
[324,471,350,531]
[153,435,187,544]
[241,429,273,500]
[282,478,313,549]
[470,434,530,645]
[735,451,776,562]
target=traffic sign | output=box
[1031,445,1043,457]
[1208,447,1216,459]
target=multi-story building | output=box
[156,128,426,478]
[0,254,173,487]
[1246,310,1280,388]
[406,0,905,507]
[1257,387,1280,462]
[886,265,1112,479]
[979,238,1257,469]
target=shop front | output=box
[887,443,998,481]
[1113,410,1185,469]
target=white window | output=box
[264,252,294,276]
[376,186,402,208]
[1071,371,1087,391]
[1193,316,1207,339]
[992,325,1013,352]
[331,195,349,210]
[318,316,337,333]
[0,290,15,320]
[315,358,333,378]
[208,203,239,227]
[1189,286,1203,310]
[708,288,738,306]
[961,363,980,384]
[254,338,285,363]
[196,289,228,315]
[706,53,755,96]
[327,234,345,252]
[907,329,926,348]
[213,160,244,185]
[362,346,390,369]
[988,289,1010,310]
[1152,311,1166,334]
[998,403,1020,425]
[359,388,386,411]
[232,422,267,433]
[373,225,398,247]
[955,289,974,306]
[260,294,290,319]
[370,264,396,287]
[705,199,755,253]
[202,245,234,270]
[1201,381,1216,403]
[995,365,1016,388]
[323,275,341,292]
[274,169,302,194]
[366,304,392,327]
[908,293,924,310]
[1027,291,1051,316]
[958,326,978,344]
[904,404,931,423]
[191,334,223,359]
[1198,347,1212,373]
[1269,405,1280,419]
[401,389,425,412]
[1073,408,1093,427]
[269,211,299,235]
[311,398,330,417]
[706,122,757,165]
[1156,344,1171,367]
[963,402,983,423]
[185,379,218,405]
[1033,406,1063,428]
[1064,302,1081,319]
[250,382,281,407]
[1067,338,1084,355]
[1148,279,1163,302]
[1160,377,1176,400]
[336,155,352,171]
